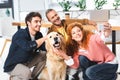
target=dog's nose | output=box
[54,37,58,41]
[54,37,59,44]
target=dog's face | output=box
[45,32,65,51]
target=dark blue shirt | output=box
[4,27,46,72]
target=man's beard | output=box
[53,17,62,26]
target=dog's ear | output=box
[57,32,64,37]
[60,34,66,51]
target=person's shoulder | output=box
[13,28,27,37]
[16,28,27,34]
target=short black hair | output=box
[25,12,42,26]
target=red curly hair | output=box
[66,22,93,56]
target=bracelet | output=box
[64,56,74,66]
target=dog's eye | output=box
[49,36,52,38]
[56,34,59,36]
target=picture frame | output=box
[0,0,13,8]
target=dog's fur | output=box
[38,32,67,80]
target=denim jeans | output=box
[79,56,118,80]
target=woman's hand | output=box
[103,22,112,37]
[52,47,70,60]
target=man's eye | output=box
[35,21,38,23]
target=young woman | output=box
[53,22,118,80]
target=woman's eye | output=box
[72,32,75,35]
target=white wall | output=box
[13,0,20,21]
[0,21,2,36]
[19,0,45,11]
[0,17,17,39]
[13,0,47,21]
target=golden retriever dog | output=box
[38,32,67,80]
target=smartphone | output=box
[98,24,104,31]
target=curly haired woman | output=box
[53,22,118,80]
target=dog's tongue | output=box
[53,43,60,48]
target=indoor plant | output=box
[94,0,107,10]
[74,0,86,11]
[58,0,72,11]
[113,0,120,10]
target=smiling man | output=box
[4,12,49,80]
